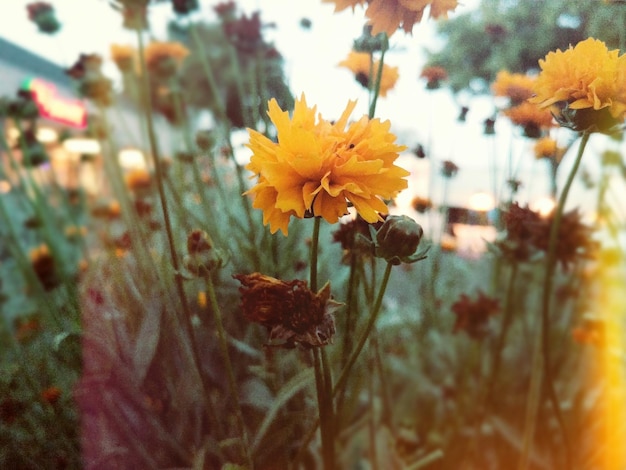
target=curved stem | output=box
[334,261,393,397]
[520,130,590,470]
[308,216,334,469]
[368,34,389,120]
[205,276,253,468]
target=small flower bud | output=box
[184,229,226,276]
[375,215,424,265]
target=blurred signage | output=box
[22,78,87,128]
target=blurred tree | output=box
[166,7,294,129]
[426,0,626,93]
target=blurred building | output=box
[0,36,172,196]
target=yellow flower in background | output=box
[530,38,626,121]
[492,70,535,104]
[110,43,135,73]
[144,41,190,76]
[246,94,409,235]
[503,102,555,129]
[323,0,459,36]
[533,137,557,159]
[339,51,399,97]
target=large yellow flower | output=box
[530,38,626,121]
[246,95,409,235]
[339,51,399,97]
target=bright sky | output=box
[2,0,619,226]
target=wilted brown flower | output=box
[233,273,342,348]
[497,203,597,269]
[451,290,499,339]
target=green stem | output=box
[368,34,388,120]
[334,261,393,398]
[205,276,253,468]
[486,263,519,406]
[520,130,590,470]
[309,217,321,292]
[308,216,335,469]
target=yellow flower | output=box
[246,94,409,235]
[324,0,459,36]
[110,43,135,73]
[144,41,189,76]
[339,51,399,97]
[502,102,554,129]
[530,38,626,121]
[492,70,535,104]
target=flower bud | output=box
[375,215,424,265]
[184,229,226,276]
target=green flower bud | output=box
[183,229,227,276]
[374,215,424,265]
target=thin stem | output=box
[205,276,253,468]
[308,216,334,469]
[334,261,393,398]
[520,130,590,470]
[309,217,321,292]
[368,34,389,120]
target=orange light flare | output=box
[592,246,626,469]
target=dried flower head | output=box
[246,94,409,235]
[497,203,597,269]
[234,273,342,348]
[452,290,499,339]
[339,51,399,97]
[529,38,626,132]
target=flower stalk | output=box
[520,131,590,470]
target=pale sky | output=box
[2,0,620,226]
